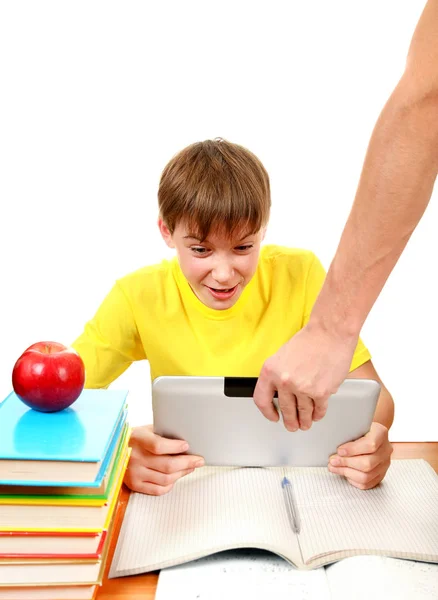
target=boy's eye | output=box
[190,245,254,255]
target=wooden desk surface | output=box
[97,442,438,600]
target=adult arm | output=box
[254,0,438,430]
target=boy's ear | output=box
[261,226,267,241]
[158,218,175,248]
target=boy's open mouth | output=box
[206,285,238,299]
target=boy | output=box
[72,138,394,497]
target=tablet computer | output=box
[152,376,380,467]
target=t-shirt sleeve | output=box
[71,281,146,389]
[302,253,371,372]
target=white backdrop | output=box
[1,1,436,441]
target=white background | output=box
[1,1,436,440]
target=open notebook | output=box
[155,552,438,600]
[109,459,438,577]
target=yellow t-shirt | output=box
[72,244,371,388]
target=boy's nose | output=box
[211,262,235,284]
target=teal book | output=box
[0,389,128,486]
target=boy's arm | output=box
[329,359,394,490]
[72,282,146,389]
[345,360,394,430]
[255,0,438,428]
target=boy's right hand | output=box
[124,425,205,496]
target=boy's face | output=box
[159,219,266,310]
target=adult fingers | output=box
[277,389,299,432]
[312,395,330,422]
[296,395,314,430]
[253,367,280,422]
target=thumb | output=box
[140,425,189,455]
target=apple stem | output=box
[45,343,51,354]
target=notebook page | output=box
[326,556,438,600]
[286,459,438,567]
[155,549,331,600]
[109,467,301,577]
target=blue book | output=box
[0,389,128,486]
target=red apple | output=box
[12,342,85,412]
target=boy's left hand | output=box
[328,422,393,490]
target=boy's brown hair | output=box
[158,138,271,241]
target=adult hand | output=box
[327,422,393,490]
[124,425,205,496]
[253,322,358,431]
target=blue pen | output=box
[281,476,300,534]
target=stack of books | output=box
[0,389,131,600]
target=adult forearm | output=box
[311,86,438,339]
